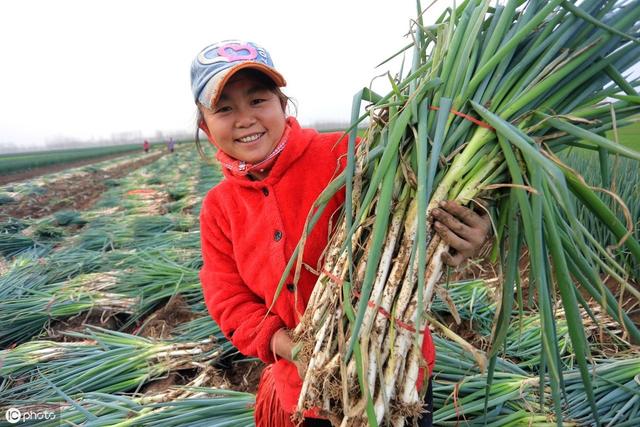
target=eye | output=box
[250,98,266,106]
[214,105,232,114]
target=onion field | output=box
[1,146,259,426]
[0,142,637,426]
[0,144,145,177]
[2,0,640,426]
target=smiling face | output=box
[200,70,287,166]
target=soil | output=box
[142,372,184,394]
[135,294,200,340]
[223,359,265,394]
[0,152,163,220]
[137,295,266,392]
[46,311,123,341]
[133,296,266,393]
[133,295,265,394]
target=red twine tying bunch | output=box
[428,105,494,130]
[322,269,426,334]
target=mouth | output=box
[235,132,265,144]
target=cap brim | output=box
[200,62,287,109]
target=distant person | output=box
[143,140,150,153]
[191,40,491,427]
[167,138,175,153]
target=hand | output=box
[430,200,492,267]
[293,359,306,380]
[270,328,306,379]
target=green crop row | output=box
[0,144,144,175]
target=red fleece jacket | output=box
[199,117,435,414]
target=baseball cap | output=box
[191,40,287,109]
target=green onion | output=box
[290,1,640,424]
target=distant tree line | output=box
[0,130,194,156]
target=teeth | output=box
[237,133,262,143]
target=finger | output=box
[431,207,471,238]
[440,200,486,228]
[434,221,472,254]
[296,361,306,379]
[442,251,466,267]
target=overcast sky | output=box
[0,0,448,150]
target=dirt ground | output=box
[0,152,164,220]
[134,295,265,394]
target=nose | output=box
[234,105,256,128]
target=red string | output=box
[428,105,494,130]
[321,269,425,334]
[322,269,343,287]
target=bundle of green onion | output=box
[284,0,640,424]
[0,233,41,258]
[430,278,497,335]
[122,388,255,427]
[172,315,239,360]
[25,388,255,427]
[0,248,106,300]
[430,335,545,424]
[115,250,203,329]
[0,272,133,347]
[0,327,223,405]
[0,246,203,347]
[564,357,640,425]
[132,230,202,252]
[68,214,194,252]
[504,304,626,371]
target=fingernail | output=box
[438,201,445,207]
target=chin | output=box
[242,150,271,165]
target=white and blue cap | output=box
[191,40,286,109]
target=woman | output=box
[192,40,491,426]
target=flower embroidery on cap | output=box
[198,41,268,65]
[217,43,257,62]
